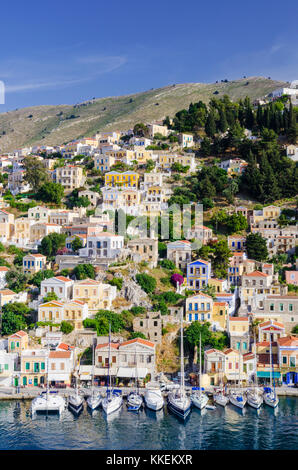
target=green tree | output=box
[36,182,64,204]
[73,264,95,280]
[246,233,268,261]
[60,321,74,334]
[30,269,54,288]
[1,310,27,335]
[23,156,50,191]
[129,331,147,340]
[71,236,83,253]
[43,292,59,302]
[40,233,67,258]
[5,270,28,293]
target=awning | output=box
[117,367,148,379]
[48,373,70,381]
[257,372,281,378]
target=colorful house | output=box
[278,336,298,385]
[185,293,213,322]
[23,253,47,275]
[186,259,211,291]
[8,330,28,353]
[104,171,140,188]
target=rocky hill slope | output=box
[0,77,287,152]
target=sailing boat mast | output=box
[199,332,202,397]
[107,323,111,397]
[269,334,273,389]
[180,310,185,398]
[254,333,258,392]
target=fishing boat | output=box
[144,383,164,411]
[263,335,279,408]
[247,335,263,410]
[229,352,246,410]
[86,342,102,411]
[102,325,123,415]
[191,333,208,410]
[31,351,65,415]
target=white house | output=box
[40,276,74,301]
[79,233,124,260]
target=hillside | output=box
[0,77,287,152]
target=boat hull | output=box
[213,395,229,407]
[102,395,123,415]
[31,394,65,415]
[144,390,164,411]
[263,393,279,408]
[86,395,102,411]
[191,393,209,410]
[229,395,246,409]
[68,395,84,414]
[167,396,191,420]
[247,393,263,409]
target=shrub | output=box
[60,321,74,334]
[108,278,123,290]
[160,259,176,270]
[136,273,156,294]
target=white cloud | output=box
[1,54,127,94]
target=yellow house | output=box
[208,278,228,293]
[0,209,14,242]
[14,217,32,244]
[212,302,229,330]
[0,289,16,307]
[8,330,28,353]
[38,299,88,330]
[73,279,116,313]
[104,171,140,188]
[20,349,48,387]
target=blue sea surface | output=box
[0,396,297,450]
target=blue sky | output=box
[0,0,297,111]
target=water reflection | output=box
[0,397,296,450]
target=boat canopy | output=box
[192,387,205,391]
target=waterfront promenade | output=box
[0,385,297,401]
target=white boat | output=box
[69,390,84,414]
[229,351,246,410]
[206,404,216,410]
[213,372,229,407]
[229,390,247,409]
[213,391,229,407]
[86,342,102,411]
[31,350,65,415]
[263,336,279,408]
[127,391,143,411]
[167,311,191,420]
[144,385,164,411]
[247,335,263,410]
[102,325,123,416]
[191,388,209,409]
[263,388,279,408]
[102,390,123,415]
[190,333,208,410]
[247,389,263,409]
[87,393,102,411]
[31,390,66,415]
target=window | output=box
[60,363,65,370]
[282,356,287,364]
[270,304,274,311]
[25,362,30,370]
[189,303,192,311]
[290,357,295,367]
[289,304,293,312]
[280,303,284,311]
